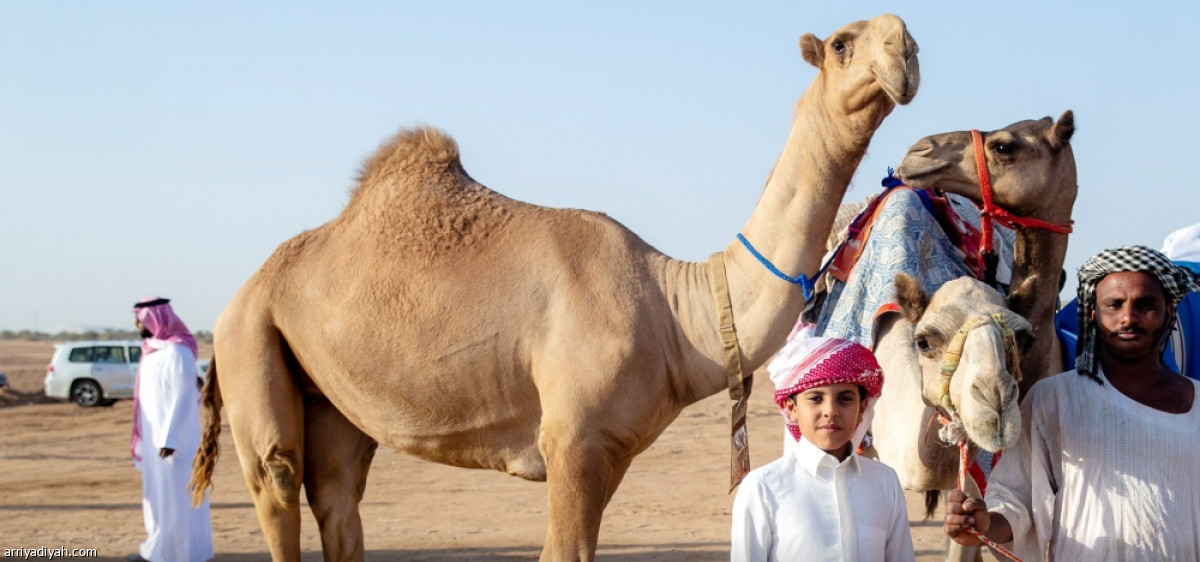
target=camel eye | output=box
[992,142,1015,156]
[1015,330,1035,354]
[915,335,932,353]
[832,40,846,54]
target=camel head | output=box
[800,14,919,119]
[894,273,1034,452]
[895,111,1077,219]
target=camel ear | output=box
[800,34,824,68]
[1047,110,1075,149]
[1006,274,1040,319]
[894,273,928,323]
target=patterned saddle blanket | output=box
[813,183,1015,345]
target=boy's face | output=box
[785,382,867,461]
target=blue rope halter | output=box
[737,168,904,303]
[736,233,817,301]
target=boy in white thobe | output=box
[731,322,914,562]
[131,297,213,562]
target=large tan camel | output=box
[190,15,918,561]
[897,112,1077,395]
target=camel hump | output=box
[360,126,463,182]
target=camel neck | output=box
[722,88,885,366]
[1010,229,1069,323]
[659,87,893,402]
[1010,203,1073,388]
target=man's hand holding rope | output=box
[945,490,1014,547]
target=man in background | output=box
[129,297,213,562]
[1161,222,1200,380]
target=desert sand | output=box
[1,339,975,561]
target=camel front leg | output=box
[304,397,378,562]
[603,455,635,508]
[537,421,617,562]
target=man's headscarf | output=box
[1075,245,1200,382]
[766,321,883,449]
[133,297,198,358]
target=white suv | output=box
[43,340,209,407]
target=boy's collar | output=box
[793,435,860,475]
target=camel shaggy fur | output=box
[191,15,918,561]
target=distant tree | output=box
[0,328,222,342]
[0,328,144,342]
[102,328,141,340]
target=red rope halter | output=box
[969,129,1074,284]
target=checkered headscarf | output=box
[1075,245,1200,382]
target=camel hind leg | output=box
[220,320,306,560]
[303,396,378,562]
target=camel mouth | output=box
[872,63,918,106]
[971,433,1012,454]
[963,410,1020,453]
[965,424,1012,453]
[894,160,949,187]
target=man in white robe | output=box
[130,297,213,562]
[944,246,1200,560]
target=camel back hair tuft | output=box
[356,127,463,188]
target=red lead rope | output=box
[969,129,1074,259]
[956,441,1022,561]
[939,413,1022,561]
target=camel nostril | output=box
[907,138,934,156]
[970,383,1005,412]
[904,34,918,59]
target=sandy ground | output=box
[1,339,969,561]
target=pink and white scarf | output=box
[767,321,884,448]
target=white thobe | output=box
[135,340,214,561]
[731,436,915,562]
[987,368,1200,561]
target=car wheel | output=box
[70,379,103,407]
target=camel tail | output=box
[924,490,940,519]
[190,357,223,507]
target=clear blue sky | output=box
[2,2,1196,332]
